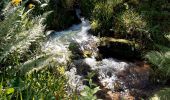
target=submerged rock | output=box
[66,57,150,95]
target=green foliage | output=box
[60,0,76,9]
[81,0,148,44]
[90,1,114,32]
[0,66,67,100]
[89,0,125,35]
[29,0,50,16]
[0,80,15,100]
[115,9,146,35]
[80,86,100,100]
[79,0,98,18]
[0,5,45,67]
[0,0,10,9]
[1,0,170,99]
[79,72,100,100]
[138,0,170,45]
[45,0,79,30]
[149,87,170,100]
[80,0,169,57]
[0,2,70,100]
[144,0,170,83]
[146,34,170,83]
[146,47,170,83]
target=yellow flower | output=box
[57,66,65,75]
[28,3,35,9]
[11,0,22,6]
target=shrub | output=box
[115,9,146,35]
[90,0,124,35]
[0,2,70,99]
[145,0,170,84]
[0,5,45,67]
[146,45,170,83]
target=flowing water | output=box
[42,10,150,99]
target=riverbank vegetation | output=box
[0,0,170,99]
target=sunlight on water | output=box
[42,10,129,91]
[42,9,149,94]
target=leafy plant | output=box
[146,32,170,83]
[80,86,100,100]
[146,48,170,83]
[0,4,45,67]
[150,87,170,100]
[0,2,69,100]
[79,72,100,100]
[0,80,15,100]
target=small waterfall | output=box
[42,12,97,64]
[42,9,150,98]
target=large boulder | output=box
[98,37,141,61]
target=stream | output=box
[42,10,151,99]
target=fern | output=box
[0,2,70,99]
[0,5,45,67]
[146,32,170,81]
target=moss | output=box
[99,37,141,60]
[100,37,139,48]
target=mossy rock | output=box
[98,37,141,60]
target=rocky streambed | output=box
[42,13,154,99]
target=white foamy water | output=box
[86,58,128,89]
[42,17,99,63]
[42,10,149,94]
[42,14,129,91]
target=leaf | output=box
[6,88,14,95]
[0,80,3,94]
[92,87,100,94]
[0,84,2,94]
[41,4,48,8]
[80,86,89,96]
[80,91,87,97]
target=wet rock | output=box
[68,57,150,94]
[96,88,114,100]
[98,37,141,61]
[96,88,135,100]
[43,10,151,99]
[69,42,84,59]
[121,62,150,89]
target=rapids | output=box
[42,9,150,99]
